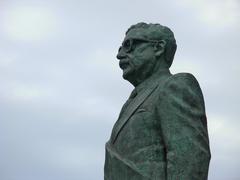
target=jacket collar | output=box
[111,69,171,144]
[134,69,171,95]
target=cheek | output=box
[129,46,156,68]
[134,47,155,63]
[133,54,155,67]
[130,57,143,67]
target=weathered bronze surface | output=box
[104,22,211,180]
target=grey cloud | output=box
[0,0,240,180]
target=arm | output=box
[157,73,211,180]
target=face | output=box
[117,35,158,86]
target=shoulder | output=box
[156,72,206,113]
[160,72,204,103]
[167,72,199,85]
[164,72,201,91]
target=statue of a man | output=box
[104,22,211,180]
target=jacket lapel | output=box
[111,83,159,143]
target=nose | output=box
[116,47,127,60]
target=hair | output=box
[126,22,177,68]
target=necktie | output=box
[110,88,138,143]
[118,88,137,118]
[129,88,138,99]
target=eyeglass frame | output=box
[118,38,164,53]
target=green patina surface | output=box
[104,23,211,180]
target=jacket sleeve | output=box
[157,73,211,180]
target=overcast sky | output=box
[0,0,239,180]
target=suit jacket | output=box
[104,70,211,180]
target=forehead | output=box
[124,28,149,41]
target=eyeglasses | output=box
[118,38,162,53]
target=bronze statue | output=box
[104,22,211,180]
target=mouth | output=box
[119,60,129,69]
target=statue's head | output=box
[117,22,177,86]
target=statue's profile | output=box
[104,22,211,180]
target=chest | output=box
[113,91,165,152]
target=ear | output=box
[154,40,166,57]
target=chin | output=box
[122,73,129,80]
[122,68,132,78]
[122,72,136,86]
[122,70,131,80]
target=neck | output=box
[127,67,169,87]
[124,56,169,87]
